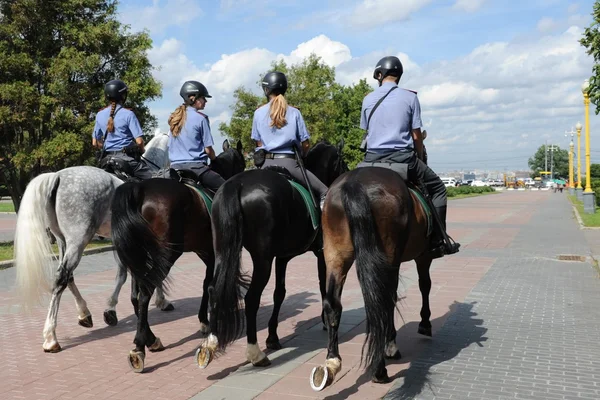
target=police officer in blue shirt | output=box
[92,79,152,180]
[168,80,225,193]
[252,71,328,210]
[361,56,459,257]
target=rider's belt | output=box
[104,150,127,155]
[265,153,296,160]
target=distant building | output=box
[463,173,476,181]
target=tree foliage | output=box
[528,145,569,178]
[219,54,373,169]
[580,0,600,113]
[0,0,161,211]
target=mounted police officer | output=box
[360,56,460,257]
[251,71,328,210]
[92,79,152,180]
[167,80,225,193]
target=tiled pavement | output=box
[1,191,599,399]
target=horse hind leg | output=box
[42,242,88,352]
[310,250,353,391]
[266,257,291,350]
[245,252,274,367]
[416,256,433,337]
[104,263,128,326]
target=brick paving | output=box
[1,190,599,399]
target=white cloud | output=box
[147,27,599,169]
[346,0,433,30]
[537,17,558,33]
[120,0,203,35]
[453,0,485,12]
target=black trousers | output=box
[263,157,328,198]
[171,161,225,193]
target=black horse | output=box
[196,140,348,369]
[109,140,246,373]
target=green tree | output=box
[580,1,600,113]
[0,0,161,212]
[590,163,600,178]
[528,145,569,178]
[219,54,373,169]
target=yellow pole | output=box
[576,123,582,189]
[584,89,592,193]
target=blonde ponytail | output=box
[168,104,187,137]
[269,94,287,129]
[106,101,117,133]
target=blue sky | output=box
[118,0,600,172]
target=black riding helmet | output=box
[180,80,212,106]
[104,79,128,102]
[373,56,403,83]
[262,71,287,97]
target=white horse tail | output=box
[15,172,61,310]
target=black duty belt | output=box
[265,153,296,160]
[104,150,128,155]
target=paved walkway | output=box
[0,191,599,399]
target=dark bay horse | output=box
[309,166,436,391]
[196,140,348,369]
[109,140,245,372]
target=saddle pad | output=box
[185,183,213,215]
[288,180,319,230]
[409,188,432,237]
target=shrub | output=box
[446,185,495,197]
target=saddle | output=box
[356,161,433,237]
[99,156,140,183]
[263,165,319,230]
[155,167,214,213]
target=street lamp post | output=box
[581,79,596,213]
[576,121,583,200]
[566,129,575,195]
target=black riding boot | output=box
[435,206,460,256]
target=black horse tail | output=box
[341,180,397,378]
[111,182,171,294]
[209,180,249,350]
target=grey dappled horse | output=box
[14,134,170,353]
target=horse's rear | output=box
[199,168,319,369]
[311,166,433,391]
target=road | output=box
[1,191,599,399]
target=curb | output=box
[0,212,16,215]
[0,245,114,271]
[571,204,600,230]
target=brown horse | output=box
[109,140,246,373]
[309,166,436,391]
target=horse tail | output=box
[209,180,248,350]
[15,172,61,310]
[110,182,171,294]
[340,180,397,378]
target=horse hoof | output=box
[252,356,271,367]
[103,310,118,326]
[266,340,282,351]
[128,351,145,373]
[418,325,432,337]
[161,303,175,312]
[78,315,93,328]
[198,322,210,335]
[372,370,390,384]
[195,346,213,369]
[310,366,331,391]
[43,343,62,353]
[148,337,165,352]
[386,350,402,360]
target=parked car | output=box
[441,177,457,188]
[471,180,488,187]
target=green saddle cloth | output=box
[409,187,433,237]
[185,184,213,215]
[288,180,319,230]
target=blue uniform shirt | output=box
[92,105,143,151]
[251,101,310,154]
[169,107,214,165]
[360,82,422,153]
